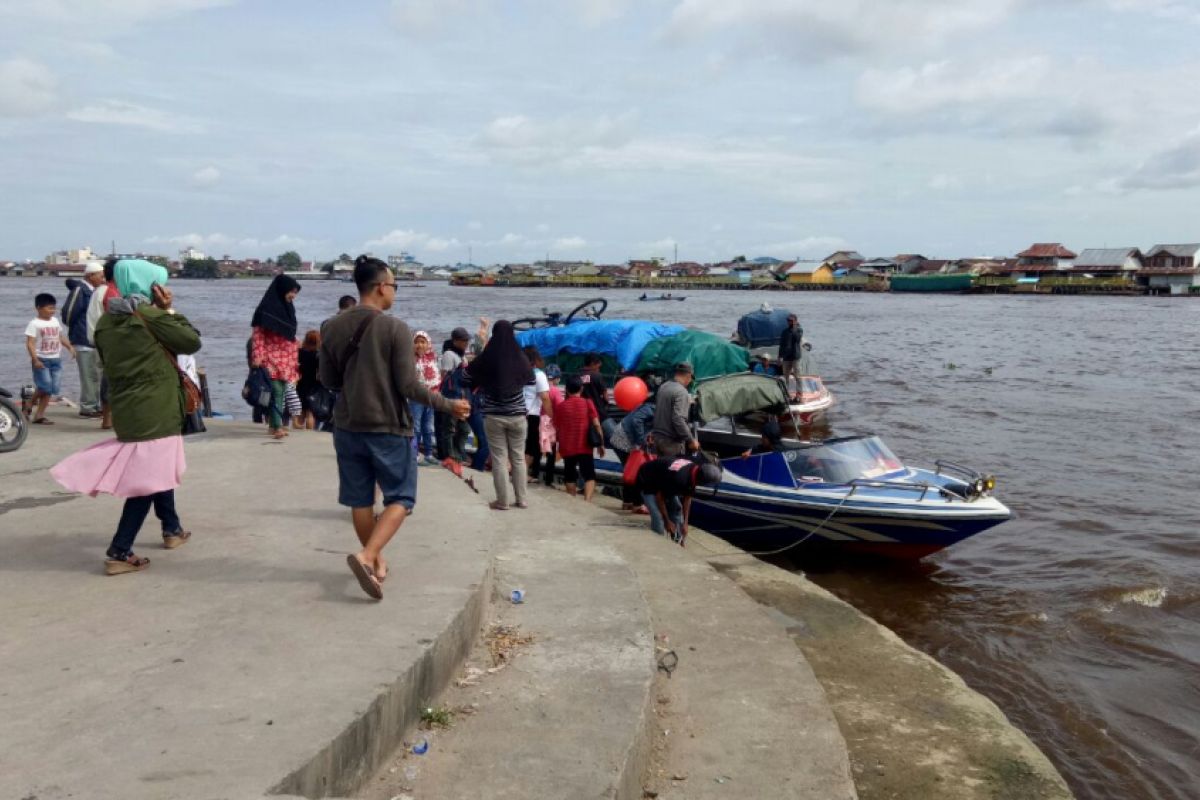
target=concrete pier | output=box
[0,410,1068,799]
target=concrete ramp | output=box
[0,419,496,800]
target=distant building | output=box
[785,261,834,285]
[1015,243,1077,273]
[1139,244,1200,294]
[1071,248,1143,278]
[45,246,94,266]
[180,246,207,263]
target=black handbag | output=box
[587,424,603,449]
[307,386,337,421]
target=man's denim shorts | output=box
[32,358,62,395]
[333,429,418,510]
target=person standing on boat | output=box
[318,255,470,600]
[250,275,302,440]
[778,314,804,398]
[651,362,697,458]
[51,259,201,575]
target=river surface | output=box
[1,277,1196,800]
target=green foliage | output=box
[181,257,220,279]
[276,250,302,270]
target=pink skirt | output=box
[51,435,186,499]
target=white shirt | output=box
[439,349,463,375]
[86,284,109,347]
[26,318,63,359]
[523,368,551,415]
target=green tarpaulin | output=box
[635,329,750,383]
[693,373,791,424]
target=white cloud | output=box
[1,0,236,28]
[665,0,1017,56]
[1119,128,1200,191]
[552,235,587,250]
[928,173,962,191]
[478,112,636,163]
[364,228,462,253]
[753,236,850,258]
[66,100,188,132]
[190,165,221,187]
[854,56,1116,140]
[390,0,481,35]
[144,232,323,255]
[0,58,57,116]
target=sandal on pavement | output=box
[488,501,509,511]
[105,553,150,575]
[163,530,192,550]
[346,554,383,600]
[32,417,53,425]
[515,501,529,509]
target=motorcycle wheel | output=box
[0,396,28,453]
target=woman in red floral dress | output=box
[250,275,301,439]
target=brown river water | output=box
[2,278,1196,799]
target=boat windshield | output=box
[783,436,905,484]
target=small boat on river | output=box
[595,374,1012,560]
[638,293,686,301]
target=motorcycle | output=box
[0,385,30,453]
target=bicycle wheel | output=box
[511,317,549,332]
[564,297,607,323]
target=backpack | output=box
[242,366,273,410]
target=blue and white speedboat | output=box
[599,374,1012,560]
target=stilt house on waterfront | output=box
[1138,244,1200,294]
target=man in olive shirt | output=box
[651,362,698,457]
[319,256,470,600]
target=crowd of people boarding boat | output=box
[22,255,723,600]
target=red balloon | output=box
[614,376,649,412]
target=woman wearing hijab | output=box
[51,259,202,575]
[250,275,301,439]
[466,320,533,510]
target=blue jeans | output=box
[468,407,490,471]
[334,429,418,510]
[107,490,181,559]
[410,401,436,457]
[642,492,683,540]
[32,358,62,396]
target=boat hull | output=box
[595,457,1010,560]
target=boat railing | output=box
[847,478,967,502]
[934,459,981,482]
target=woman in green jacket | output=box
[51,259,203,575]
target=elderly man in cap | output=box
[651,361,697,458]
[62,261,108,417]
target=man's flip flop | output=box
[346,555,383,600]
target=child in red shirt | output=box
[552,375,605,500]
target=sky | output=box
[2,0,1200,265]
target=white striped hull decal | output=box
[695,497,898,543]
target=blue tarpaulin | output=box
[735,308,794,348]
[514,319,684,371]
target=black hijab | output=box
[252,275,301,339]
[466,320,532,395]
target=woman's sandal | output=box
[488,501,509,511]
[32,417,53,425]
[163,530,192,550]
[105,553,150,575]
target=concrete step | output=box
[595,510,858,800]
[363,485,657,800]
[0,418,498,800]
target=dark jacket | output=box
[318,306,456,436]
[95,301,203,442]
[651,379,692,444]
[778,324,804,361]
[62,278,93,348]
